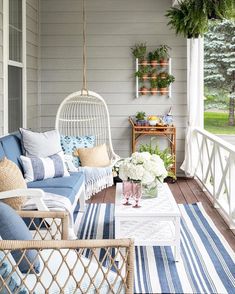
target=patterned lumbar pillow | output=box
[60,135,95,168]
[75,144,110,167]
[20,151,70,182]
[19,128,62,157]
[0,157,27,210]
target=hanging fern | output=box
[166,0,208,38]
[193,0,234,19]
[166,0,234,38]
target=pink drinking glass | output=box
[132,181,142,208]
[122,180,132,205]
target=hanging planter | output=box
[148,51,159,67]
[159,72,167,79]
[165,0,208,38]
[131,43,147,64]
[157,45,171,66]
[158,74,175,95]
[150,79,158,95]
[150,68,158,80]
[135,65,150,81]
[166,0,234,39]
[140,86,149,95]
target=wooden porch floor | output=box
[88,178,235,251]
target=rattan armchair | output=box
[0,210,134,293]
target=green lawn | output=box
[204,112,235,134]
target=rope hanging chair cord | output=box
[82,0,88,96]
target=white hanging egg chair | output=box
[55,0,119,198]
[55,90,118,162]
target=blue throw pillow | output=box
[0,251,29,293]
[0,202,40,274]
[60,135,95,168]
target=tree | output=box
[204,20,235,126]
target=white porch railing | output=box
[194,127,235,229]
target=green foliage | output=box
[158,74,175,88]
[131,43,147,60]
[149,46,171,61]
[150,79,158,88]
[139,139,176,179]
[135,65,151,79]
[166,0,234,38]
[204,88,229,110]
[204,112,235,134]
[193,0,235,20]
[157,45,171,60]
[135,111,146,121]
[148,50,159,61]
[204,20,235,93]
[166,0,208,38]
[150,68,157,76]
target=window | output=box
[4,0,26,133]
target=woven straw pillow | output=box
[0,157,27,210]
[75,144,110,167]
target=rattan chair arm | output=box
[17,210,69,240]
[0,238,134,250]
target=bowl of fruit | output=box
[148,115,159,126]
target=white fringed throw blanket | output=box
[78,166,113,199]
[23,192,73,224]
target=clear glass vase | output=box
[142,182,159,199]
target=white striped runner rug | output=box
[76,203,235,294]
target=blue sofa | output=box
[0,133,86,238]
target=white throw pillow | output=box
[20,128,62,158]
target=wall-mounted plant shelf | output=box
[135,58,172,99]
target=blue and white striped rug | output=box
[76,203,235,294]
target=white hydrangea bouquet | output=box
[119,152,168,197]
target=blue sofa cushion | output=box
[27,172,84,204]
[0,202,40,274]
[0,134,23,171]
[0,143,5,160]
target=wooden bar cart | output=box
[129,117,176,178]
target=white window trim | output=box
[3,0,27,134]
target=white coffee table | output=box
[115,183,181,261]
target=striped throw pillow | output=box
[20,151,70,182]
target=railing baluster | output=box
[229,154,235,229]
[194,127,235,229]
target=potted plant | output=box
[139,139,176,179]
[139,86,149,96]
[135,111,147,125]
[157,45,171,66]
[135,65,150,81]
[165,0,208,38]
[148,50,159,67]
[131,43,147,65]
[192,0,234,20]
[159,71,167,79]
[158,74,175,95]
[150,79,158,95]
[150,68,158,80]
